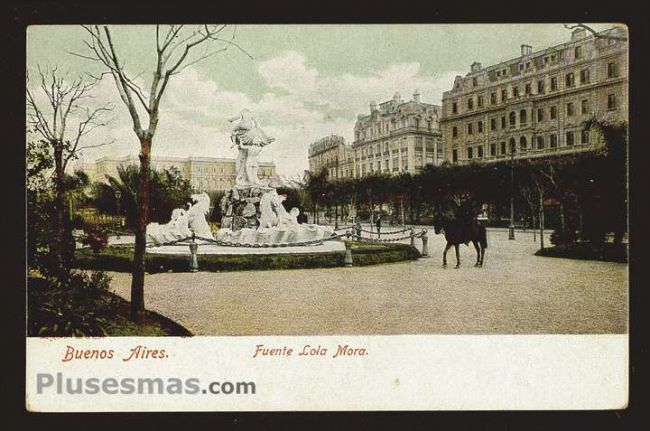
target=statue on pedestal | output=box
[228,109,275,187]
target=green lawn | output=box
[73,241,421,273]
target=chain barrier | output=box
[357,226,413,235]
[351,228,427,244]
[146,230,352,249]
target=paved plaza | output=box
[108,228,628,335]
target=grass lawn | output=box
[73,241,421,273]
[535,242,627,263]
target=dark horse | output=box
[433,215,487,268]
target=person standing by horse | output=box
[375,215,382,239]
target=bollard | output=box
[420,231,429,258]
[344,241,353,267]
[410,227,415,247]
[189,240,199,272]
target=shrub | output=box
[81,222,109,255]
[28,270,117,337]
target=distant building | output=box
[307,134,354,179]
[74,155,277,192]
[352,90,443,178]
[440,26,628,164]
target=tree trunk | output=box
[51,143,67,279]
[560,202,569,250]
[539,192,545,250]
[400,197,405,226]
[130,139,151,322]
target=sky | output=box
[26,24,614,178]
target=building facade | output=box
[79,155,276,192]
[307,134,354,179]
[351,91,443,178]
[440,26,628,164]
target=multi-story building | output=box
[440,26,628,164]
[351,90,443,178]
[76,155,276,192]
[307,134,354,179]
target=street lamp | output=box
[114,189,122,238]
[508,143,516,240]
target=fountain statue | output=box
[146,192,212,245]
[146,110,334,247]
[216,110,334,244]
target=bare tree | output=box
[26,66,113,278]
[563,23,628,41]
[74,25,252,320]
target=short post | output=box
[189,234,199,272]
[344,240,353,267]
[410,227,415,247]
[420,230,429,258]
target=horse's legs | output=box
[473,241,481,267]
[443,242,452,267]
[454,244,460,268]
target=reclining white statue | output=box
[146,192,213,245]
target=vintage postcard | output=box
[25,23,628,411]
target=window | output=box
[544,56,549,64]
[490,143,497,156]
[501,116,506,129]
[477,146,484,158]
[581,99,590,114]
[607,94,617,110]
[467,147,473,159]
[537,108,544,122]
[551,54,556,62]
[525,83,531,95]
[574,45,582,59]
[491,92,497,105]
[501,89,508,101]
[526,61,531,69]
[520,109,527,124]
[550,134,558,148]
[467,98,474,110]
[452,126,458,138]
[509,138,516,154]
[537,80,545,94]
[513,86,519,98]
[509,111,516,127]
[581,129,590,144]
[580,68,590,84]
[550,106,557,119]
[550,76,558,91]
[500,141,506,155]
[565,72,575,87]
[467,123,473,135]
[536,136,544,149]
[490,118,496,131]
[519,63,524,71]
[520,136,527,151]
[472,77,478,87]
[566,131,575,146]
[566,102,574,116]
[452,149,458,162]
[478,120,483,133]
[452,102,458,114]
[607,62,619,78]
[478,95,484,108]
